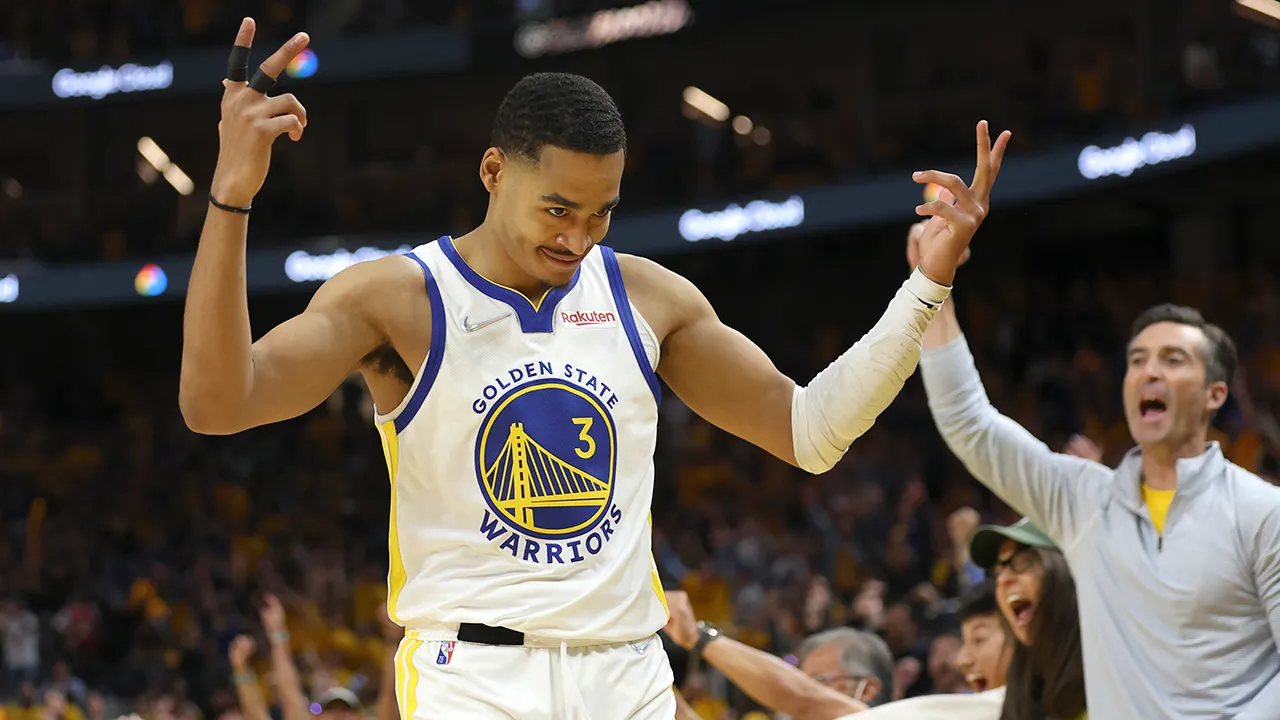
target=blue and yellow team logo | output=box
[475,380,616,540]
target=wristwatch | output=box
[691,621,721,658]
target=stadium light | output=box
[1236,0,1280,26]
[136,137,194,196]
[683,86,730,123]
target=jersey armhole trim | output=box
[631,300,660,370]
[600,246,662,407]
[375,251,447,433]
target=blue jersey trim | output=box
[438,236,579,334]
[395,251,447,433]
[600,246,661,407]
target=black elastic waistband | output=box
[457,623,525,646]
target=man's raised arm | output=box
[915,241,1102,543]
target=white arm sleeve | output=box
[791,268,951,474]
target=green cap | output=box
[969,518,1057,569]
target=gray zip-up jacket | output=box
[921,336,1280,719]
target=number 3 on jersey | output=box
[573,417,596,459]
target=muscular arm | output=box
[622,255,948,472]
[919,298,1102,545]
[179,207,403,434]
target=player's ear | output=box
[479,148,504,193]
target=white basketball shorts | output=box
[394,629,676,719]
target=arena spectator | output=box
[953,580,1012,695]
[969,519,1086,719]
[917,226,1280,716]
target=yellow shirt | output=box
[1141,484,1175,536]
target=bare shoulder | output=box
[309,254,435,371]
[309,253,426,315]
[615,252,714,342]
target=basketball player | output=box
[180,19,1011,719]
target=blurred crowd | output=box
[0,225,1277,718]
[0,0,471,64]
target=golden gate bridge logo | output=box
[475,381,616,539]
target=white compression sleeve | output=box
[791,268,952,474]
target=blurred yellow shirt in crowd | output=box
[6,704,84,720]
[736,626,771,650]
[353,580,387,626]
[677,462,733,507]
[213,483,251,523]
[690,695,728,720]
[681,573,734,629]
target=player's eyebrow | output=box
[540,194,621,213]
[540,193,581,210]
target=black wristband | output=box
[691,621,721,658]
[209,193,252,214]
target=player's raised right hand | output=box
[911,120,1010,285]
[211,18,310,208]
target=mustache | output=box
[541,247,581,258]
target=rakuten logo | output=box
[679,196,805,242]
[0,274,17,304]
[52,62,174,100]
[284,245,413,283]
[1077,124,1197,180]
[561,310,618,327]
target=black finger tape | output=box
[227,45,251,82]
[248,69,278,95]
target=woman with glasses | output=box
[969,519,1088,720]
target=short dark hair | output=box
[491,73,627,163]
[797,628,895,707]
[1129,303,1237,386]
[957,579,1000,625]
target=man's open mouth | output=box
[1139,396,1168,420]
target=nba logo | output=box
[436,641,456,666]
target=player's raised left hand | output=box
[911,120,1011,285]
[211,17,310,208]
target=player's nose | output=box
[555,232,591,256]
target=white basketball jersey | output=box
[374,236,670,643]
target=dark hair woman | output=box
[970,519,1088,720]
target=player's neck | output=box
[1139,432,1208,490]
[452,228,546,300]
